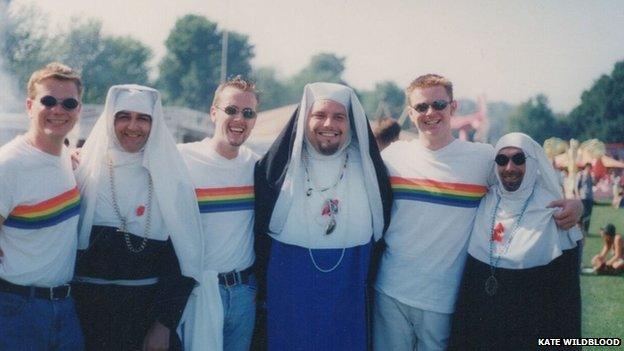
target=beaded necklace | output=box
[303,151,349,273]
[485,188,534,296]
[107,155,153,253]
[303,152,348,235]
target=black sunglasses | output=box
[411,100,450,113]
[495,153,527,166]
[40,95,80,110]
[216,105,257,119]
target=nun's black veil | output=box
[251,104,393,349]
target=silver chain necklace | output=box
[485,188,534,296]
[107,155,153,253]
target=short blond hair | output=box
[212,75,259,107]
[27,62,83,99]
[405,74,453,105]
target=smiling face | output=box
[114,110,152,153]
[210,87,257,157]
[305,99,349,156]
[26,77,81,144]
[407,85,456,150]
[497,147,526,192]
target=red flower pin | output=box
[321,199,340,217]
[492,222,505,243]
[136,205,146,217]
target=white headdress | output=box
[75,84,204,278]
[468,133,581,268]
[268,82,385,248]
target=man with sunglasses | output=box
[374,74,582,351]
[177,75,259,351]
[0,62,84,349]
[450,133,582,349]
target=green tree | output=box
[2,4,50,92]
[509,94,561,144]
[567,60,624,142]
[53,20,152,104]
[157,14,254,110]
[81,37,152,103]
[251,67,291,111]
[54,19,102,73]
[3,8,152,104]
[360,81,405,120]
[286,53,346,102]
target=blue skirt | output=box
[266,239,372,351]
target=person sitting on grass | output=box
[591,223,624,274]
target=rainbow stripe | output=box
[196,186,254,213]
[4,187,80,229]
[391,176,486,208]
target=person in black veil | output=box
[253,82,392,351]
[450,133,582,350]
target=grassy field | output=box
[581,204,624,341]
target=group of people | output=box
[0,62,584,351]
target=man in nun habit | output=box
[73,85,220,350]
[254,82,392,350]
[450,133,582,350]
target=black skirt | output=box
[72,226,195,351]
[449,245,581,351]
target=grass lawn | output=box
[581,204,624,340]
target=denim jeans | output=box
[0,291,84,350]
[373,289,451,351]
[219,274,257,351]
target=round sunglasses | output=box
[411,100,450,113]
[39,95,80,110]
[495,153,526,166]
[216,105,257,119]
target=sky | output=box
[10,0,624,113]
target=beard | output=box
[317,140,341,155]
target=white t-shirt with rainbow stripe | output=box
[376,139,493,314]
[0,136,79,287]
[179,140,258,273]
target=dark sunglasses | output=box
[216,105,257,119]
[40,95,80,110]
[495,153,527,166]
[411,100,450,113]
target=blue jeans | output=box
[0,291,84,350]
[219,274,257,351]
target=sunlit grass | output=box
[581,204,624,340]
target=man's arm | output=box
[548,199,583,230]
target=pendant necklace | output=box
[303,152,348,235]
[485,189,534,296]
[303,151,349,273]
[107,155,153,253]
